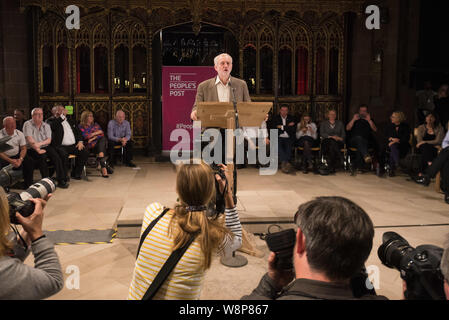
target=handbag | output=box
[136,207,198,300]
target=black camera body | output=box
[265,228,296,270]
[378,231,445,300]
[207,163,227,216]
[210,163,226,180]
[7,178,56,224]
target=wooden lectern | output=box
[196,101,272,260]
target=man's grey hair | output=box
[2,116,14,125]
[214,53,232,66]
[31,108,43,116]
[441,235,449,283]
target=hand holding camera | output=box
[213,164,235,209]
[267,251,295,291]
[8,178,56,224]
[15,198,47,242]
[265,228,296,290]
[213,164,230,195]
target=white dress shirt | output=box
[443,130,449,149]
[61,115,76,146]
[215,76,231,102]
[279,116,289,138]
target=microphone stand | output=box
[220,86,248,268]
[231,87,239,205]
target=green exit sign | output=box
[65,105,74,115]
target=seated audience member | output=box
[14,109,26,132]
[434,84,449,131]
[416,113,444,174]
[346,105,378,170]
[23,108,69,188]
[378,111,411,177]
[0,189,63,299]
[242,196,387,300]
[320,109,345,173]
[107,110,136,168]
[296,114,318,174]
[46,105,88,180]
[0,117,33,188]
[271,105,296,174]
[78,111,112,178]
[128,162,242,300]
[414,130,449,204]
[441,240,449,300]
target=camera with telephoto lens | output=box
[378,231,445,300]
[7,178,56,224]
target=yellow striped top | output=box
[127,202,205,300]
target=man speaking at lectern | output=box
[190,53,251,121]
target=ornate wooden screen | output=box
[22,0,363,149]
[36,10,150,148]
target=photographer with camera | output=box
[242,196,387,300]
[0,189,63,300]
[128,162,242,300]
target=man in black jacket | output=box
[270,105,296,174]
[242,197,388,300]
[346,105,378,171]
[46,105,88,180]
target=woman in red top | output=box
[78,111,112,178]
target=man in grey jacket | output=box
[0,194,63,300]
[190,53,251,121]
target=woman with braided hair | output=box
[128,162,242,300]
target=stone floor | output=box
[20,157,449,300]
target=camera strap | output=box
[136,207,170,259]
[136,207,198,300]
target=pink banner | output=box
[162,66,216,151]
